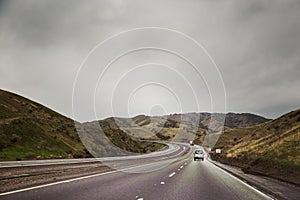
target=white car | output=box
[194,149,204,161]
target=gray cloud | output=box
[0,0,299,121]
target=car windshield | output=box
[195,150,203,154]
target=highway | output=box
[0,142,180,169]
[0,144,272,200]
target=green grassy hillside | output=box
[0,89,87,160]
[212,109,300,185]
[0,89,164,160]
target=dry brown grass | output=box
[212,109,300,185]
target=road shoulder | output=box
[208,158,300,200]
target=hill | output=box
[112,113,270,143]
[0,89,164,160]
[78,118,165,157]
[211,109,300,185]
[0,89,88,160]
[0,88,272,161]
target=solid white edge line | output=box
[0,161,169,197]
[0,171,116,196]
[208,161,274,200]
[0,144,190,197]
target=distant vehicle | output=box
[190,141,194,146]
[194,149,204,161]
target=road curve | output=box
[0,142,181,168]
[0,144,272,200]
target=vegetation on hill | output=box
[0,89,87,160]
[118,112,269,143]
[132,115,151,126]
[165,112,269,129]
[0,89,164,161]
[224,112,270,128]
[78,118,165,157]
[211,109,300,185]
[127,111,299,185]
[3,86,297,189]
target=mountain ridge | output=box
[111,112,270,144]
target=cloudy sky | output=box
[0,0,299,122]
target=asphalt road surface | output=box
[0,144,272,200]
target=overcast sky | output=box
[0,0,300,122]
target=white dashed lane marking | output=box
[169,172,176,177]
[136,195,143,200]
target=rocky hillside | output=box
[212,109,300,185]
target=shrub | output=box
[25,152,36,159]
[10,134,21,143]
